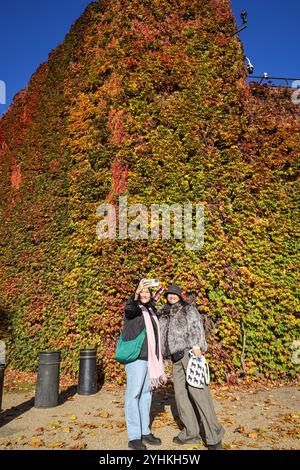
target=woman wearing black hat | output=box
[158,284,225,450]
[122,279,166,450]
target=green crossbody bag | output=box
[115,329,146,364]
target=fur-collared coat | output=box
[157,301,208,359]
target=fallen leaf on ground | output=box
[283,429,300,438]
[156,412,171,419]
[0,439,13,447]
[255,428,266,434]
[27,437,44,448]
[49,420,61,429]
[79,423,98,429]
[264,398,274,405]
[231,440,246,447]
[97,411,110,418]
[247,442,260,448]
[247,432,258,439]
[234,426,246,433]
[115,421,126,429]
[48,441,65,449]
[68,442,87,450]
[34,427,44,435]
[152,421,164,429]
[228,396,240,401]
[222,443,234,450]
[220,417,235,425]
[103,422,113,429]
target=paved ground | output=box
[0,379,299,450]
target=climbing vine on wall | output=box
[0,0,299,384]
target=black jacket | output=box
[123,293,159,361]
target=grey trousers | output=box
[172,350,225,446]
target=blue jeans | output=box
[125,359,152,441]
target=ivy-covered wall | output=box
[0,0,299,383]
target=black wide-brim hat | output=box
[164,283,183,300]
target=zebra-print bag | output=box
[186,350,210,388]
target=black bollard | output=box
[0,364,5,412]
[77,348,97,396]
[34,351,61,408]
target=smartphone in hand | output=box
[146,278,160,288]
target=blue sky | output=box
[231,0,300,79]
[0,0,299,117]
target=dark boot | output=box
[142,433,162,445]
[128,439,148,450]
[207,441,222,450]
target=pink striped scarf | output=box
[139,304,167,389]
